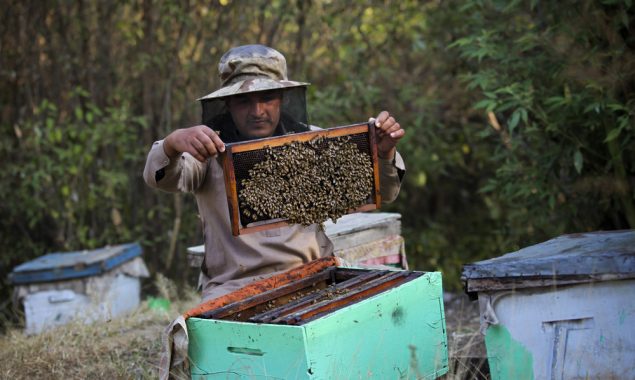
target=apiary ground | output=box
[0,288,487,379]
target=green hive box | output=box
[187,271,448,379]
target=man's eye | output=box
[261,94,279,102]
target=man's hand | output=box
[163,125,226,162]
[370,111,405,160]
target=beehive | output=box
[221,123,380,235]
[10,242,148,335]
[186,212,407,270]
[186,260,448,379]
[462,230,635,379]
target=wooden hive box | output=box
[185,260,448,379]
[186,212,407,270]
[462,230,635,380]
[10,242,149,335]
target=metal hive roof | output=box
[10,242,142,284]
[462,230,635,292]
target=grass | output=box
[443,293,491,380]
[0,281,489,379]
[0,275,198,380]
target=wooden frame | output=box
[221,122,381,235]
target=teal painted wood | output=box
[188,319,309,379]
[187,271,448,379]
[303,271,448,379]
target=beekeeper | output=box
[143,44,405,302]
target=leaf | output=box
[74,107,83,121]
[604,128,622,142]
[508,110,521,134]
[479,180,498,193]
[573,149,583,174]
[583,103,601,114]
[474,99,495,110]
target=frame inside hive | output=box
[221,122,381,236]
[197,267,423,325]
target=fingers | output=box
[371,111,405,159]
[166,126,226,162]
[207,129,226,154]
[372,111,403,139]
[197,128,225,159]
[374,110,390,128]
[190,138,209,161]
[387,127,405,139]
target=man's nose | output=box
[249,100,266,116]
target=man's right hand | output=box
[163,125,226,162]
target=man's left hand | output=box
[371,111,405,160]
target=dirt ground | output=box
[443,292,491,380]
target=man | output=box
[144,44,405,301]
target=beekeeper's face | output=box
[227,90,283,139]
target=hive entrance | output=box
[198,268,422,325]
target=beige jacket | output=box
[143,137,405,301]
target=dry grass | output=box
[0,286,198,380]
[0,284,489,380]
[443,293,490,380]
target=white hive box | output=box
[10,242,149,335]
[462,230,635,380]
[187,212,406,270]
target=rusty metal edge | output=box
[464,273,635,293]
[184,256,340,319]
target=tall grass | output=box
[0,284,198,379]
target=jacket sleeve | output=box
[143,140,207,193]
[378,151,406,204]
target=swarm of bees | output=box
[239,135,373,226]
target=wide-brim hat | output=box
[197,44,309,101]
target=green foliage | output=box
[1,0,633,321]
[0,89,146,259]
[449,0,635,247]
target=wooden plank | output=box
[274,271,415,325]
[221,149,240,236]
[186,213,404,269]
[323,212,401,238]
[249,270,386,323]
[184,256,339,319]
[369,120,381,208]
[465,273,635,293]
[200,268,334,320]
[226,123,369,153]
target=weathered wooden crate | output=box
[186,262,448,379]
[10,242,149,335]
[324,211,406,269]
[462,230,635,380]
[187,212,407,270]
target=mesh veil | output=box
[200,87,310,143]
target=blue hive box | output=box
[10,242,149,334]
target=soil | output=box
[442,292,491,379]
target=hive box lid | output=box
[323,211,400,237]
[10,242,142,284]
[462,230,635,292]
